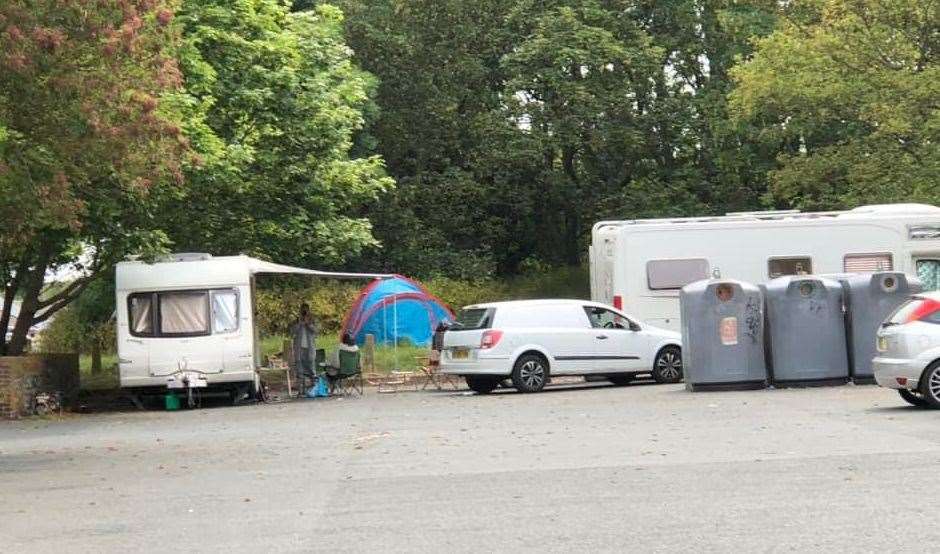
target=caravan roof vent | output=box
[165,252,213,262]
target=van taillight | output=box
[906,298,940,323]
[480,330,503,349]
[613,295,623,310]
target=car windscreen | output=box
[452,308,493,330]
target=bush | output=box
[38,306,115,356]
[255,281,361,337]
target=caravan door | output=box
[120,294,153,384]
[211,289,253,373]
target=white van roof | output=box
[116,254,392,291]
[463,299,609,310]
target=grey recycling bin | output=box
[680,279,768,391]
[763,276,849,385]
[833,272,921,382]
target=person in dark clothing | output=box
[430,321,449,367]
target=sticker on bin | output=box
[719,317,738,346]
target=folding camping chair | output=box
[328,349,364,396]
[416,351,458,391]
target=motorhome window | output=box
[646,259,709,290]
[916,260,940,291]
[129,294,154,336]
[159,291,210,335]
[211,290,239,333]
[768,257,812,278]
[453,308,493,330]
[844,254,893,273]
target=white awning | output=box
[246,258,394,280]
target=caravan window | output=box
[129,294,154,336]
[844,253,893,273]
[211,290,239,333]
[768,257,812,278]
[127,288,239,337]
[646,259,710,290]
[159,291,210,335]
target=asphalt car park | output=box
[3,382,940,552]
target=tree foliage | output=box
[0,0,189,354]
[339,0,780,276]
[731,0,940,209]
[165,0,394,266]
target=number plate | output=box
[453,349,469,360]
[877,336,888,352]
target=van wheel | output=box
[465,376,500,394]
[652,346,683,384]
[512,354,548,393]
[919,362,940,408]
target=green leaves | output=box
[731,0,940,209]
[167,0,393,267]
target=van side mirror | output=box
[629,321,641,332]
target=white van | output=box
[439,299,681,393]
[590,203,940,331]
[115,254,386,399]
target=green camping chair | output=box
[331,349,363,396]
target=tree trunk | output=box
[0,260,27,355]
[8,249,52,356]
[91,339,102,374]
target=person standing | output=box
[430,321,449,368]
[291,303,318,394]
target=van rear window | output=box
[453,308,493,330]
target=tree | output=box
[340,0,780,276]
[730,0,940,209]
[503,1,678,264]
[0,0,189,354]
[337,0,529,276]
[164,1,394,267]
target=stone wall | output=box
[0,354,79,419]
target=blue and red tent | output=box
[341,276,454,347]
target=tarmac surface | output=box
[2,381,940,552]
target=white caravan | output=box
[589,203,940,331]
[115,254,387,397]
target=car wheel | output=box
[652,346,683,384]
[511,354,549,393]
[608,375,632,386]
[465,376,500,394]
[898,389,928,407]
[919,362,940,409]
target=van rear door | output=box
[442,307,494,361]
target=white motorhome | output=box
[589,203,940,331]
[115,254,387,397]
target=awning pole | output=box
[393,295,399,371]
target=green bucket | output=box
[164,393,181,411]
